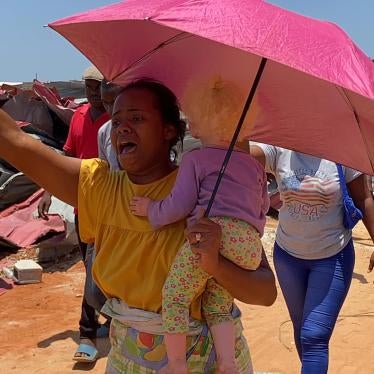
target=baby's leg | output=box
[162,241,209,373]
[217,217,263,270]
[203,279,238,374]
[202,217,261,374]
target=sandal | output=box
[73,342,98,363]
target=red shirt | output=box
[63,104,109,159]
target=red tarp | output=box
[0,189,65,248]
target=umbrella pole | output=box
[205,57,268,217]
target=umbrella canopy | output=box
[50,0,374,174]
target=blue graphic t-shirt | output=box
[256,144,361,259]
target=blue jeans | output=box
[274,240,355,374]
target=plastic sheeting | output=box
[0,189,77,250]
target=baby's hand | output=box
[130,196,151,216]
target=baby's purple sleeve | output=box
[148,152,200,229]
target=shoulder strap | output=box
[336,163,349,198]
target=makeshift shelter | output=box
[0,80,83,250]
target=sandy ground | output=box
[0,218,373,374]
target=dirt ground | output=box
[0,218,373,374]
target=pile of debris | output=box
[0,80,85,252]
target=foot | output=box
[73,338,98,362]
[158,360,189,374]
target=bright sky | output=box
[1,0,373,82]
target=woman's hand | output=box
[185,216,222,275]
[186,216,277,306]
[368,251,374,273]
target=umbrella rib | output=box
[205,57,268,216]
[336,86,374,173]
[111,32,191,82]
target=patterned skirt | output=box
[105,309,252,374]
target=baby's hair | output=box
[121,78,186,154]
[183,76,254,142]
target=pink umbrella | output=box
[49,0,374,179]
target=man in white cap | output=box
[38,65,109,363]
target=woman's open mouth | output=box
[119,141,137,155]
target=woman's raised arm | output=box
[0,109,81,206]
[186,217,277,306]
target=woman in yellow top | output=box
[0,79,277,374]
